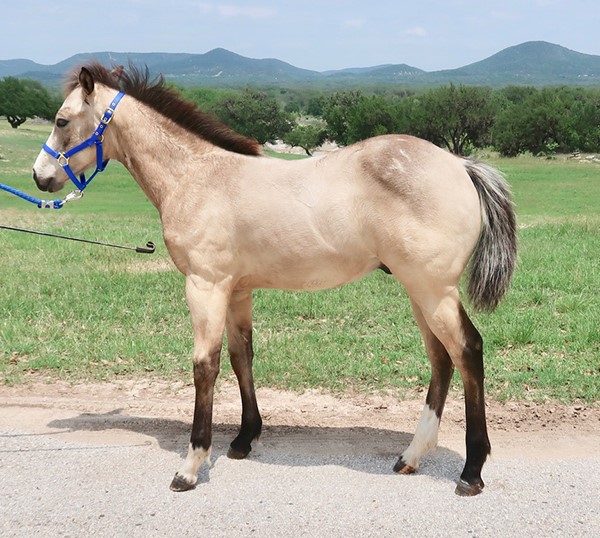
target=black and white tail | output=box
[464,160,517,312]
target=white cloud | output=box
[190,3,274,18]
[535,0,563,6]
[405,26,427,37]
[193,2,214,14]
[216,5,275,18]
[342,18,366,29]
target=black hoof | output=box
[227,445,251,460]
[169,474,196,492]
[455,478,484,497]
[393,458,416,474]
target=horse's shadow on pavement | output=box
[48,408,465,487]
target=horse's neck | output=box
[108,98,214,210]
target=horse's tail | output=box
[463,160,517,312]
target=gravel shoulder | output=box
[1,380,599,537]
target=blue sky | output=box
[2,1,600,72]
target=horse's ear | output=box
[79,67,95,95]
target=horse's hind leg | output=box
[226,290,262,459]
[401,289,491,496]
[394,300,454,475]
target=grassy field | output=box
[1,121,599,403]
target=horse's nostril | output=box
[32,169,50,192]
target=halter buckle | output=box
[100,110,114,124]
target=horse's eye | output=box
[56,118,69,128]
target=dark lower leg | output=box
[454,308,491,496]
[226,293,262,459]
[228,328,262,458]
[425,348,455,419]
[190,356,221,450]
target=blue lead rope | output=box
[0,182,81,209]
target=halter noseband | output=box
[42,91,125,192]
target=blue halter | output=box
[42,90,126,192]
[0,90,125,209]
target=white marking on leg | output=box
[401,405,440,470]
[175,443,212,486]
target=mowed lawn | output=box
[1,121,598,403]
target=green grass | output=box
[263,149,308,160]
[1,121,599,403]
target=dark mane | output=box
[65,62,262,157]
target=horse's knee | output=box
[193,350,221,386]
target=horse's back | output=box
[269,134,479,218]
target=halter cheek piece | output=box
[42,90,126,192]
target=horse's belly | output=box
[237,254,380,291]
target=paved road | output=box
[1,400,599,538]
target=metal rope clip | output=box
[62,190,84,204]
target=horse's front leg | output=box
[226,290,262,459]
[170,275,231,492]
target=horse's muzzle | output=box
[32,169,59,192]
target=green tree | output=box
[0,77,58,128]
[345,95,407,144]
[322,91,363,146]
[306,95,326,117]
[182,86,236,114]
[555,87,600,153]
[493,88,569,156]
[492,87,537,156]
[317,87,498,151]
[212,88,292,144]
[282,123,327,156]
[408,84,496,155]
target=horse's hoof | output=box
[454,479,484,497]
[169,473,196,492]
[227,445,251,460]
[393,458,416,474]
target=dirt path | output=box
[1,379,598,460]
[2,380,599,537]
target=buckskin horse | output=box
[32,63,517,496]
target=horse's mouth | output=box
[32,171,63,193]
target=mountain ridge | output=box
[2,41,599,87]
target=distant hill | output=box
[2,41,600,88]
[427,41,600,85]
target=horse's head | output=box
[32,66,123,193]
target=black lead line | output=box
[0,224,155,254]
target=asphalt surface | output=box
[1,415,599,538]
